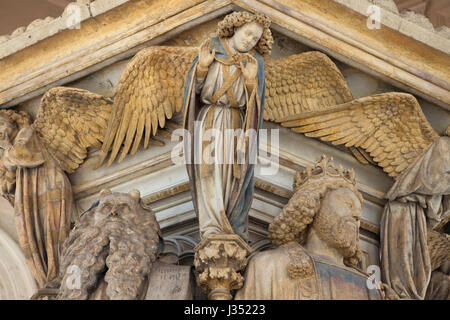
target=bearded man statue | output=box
[57,189,162,300]
[235,155,395,300]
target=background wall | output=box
[0,0,71,35]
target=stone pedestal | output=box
[194,234,252,300]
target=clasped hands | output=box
[198,39,258,83]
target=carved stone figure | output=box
[57,189,163,300]
[90,12,360,299]
[95,11,355,241]
[381,130,450,299]
[235,156,389,300]
[0,93,111,289]
[21,9,441,300]
[182,12,272,240]
[281,98,450,299]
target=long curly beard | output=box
[58,212,159,300]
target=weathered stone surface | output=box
[235,156,390,300]
[194,234,252,300]
[145,262,194,300]
[332,0,450,53]
[0,2,447,302]
[1,0,448,112]
[58,189,161,300]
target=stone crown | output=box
[293,155,357,192]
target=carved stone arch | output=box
[0,197,37,299]
[0,227,37,299]
[160,235,198,265]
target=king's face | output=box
[314,187,362,256]
[331,187,362,239]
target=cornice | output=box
[0,0,132,60]
[333,0,450,52]
[0,0,447,112]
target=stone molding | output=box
[0,0,131,60]
[1,0,448,59]
[332,0,450,52]
[0,0,448,111]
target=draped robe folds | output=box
[380,136,450,299]
[5,127,74,288]
[183,37,265,240]
[235,242,383,300]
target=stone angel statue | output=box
[278,94,450,299]
[0,87,112,289]
[96,11,355,241]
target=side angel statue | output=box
[279,94,450,299]
[0,88,112,288]
[97,11,354,240]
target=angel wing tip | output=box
[117,153,128,164]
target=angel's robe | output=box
[4,127,74,288]
[235,242,383,300]
[381,136,450,299]
[183,37,265,240]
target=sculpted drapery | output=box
[0,89,111,289]
[12,128,74,289]
[0,10,364,294]
[381,135,450,299]
[0,112,73,288]
[183,13,270,240]
[2,7,446,300]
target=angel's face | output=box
[231,21,263,53]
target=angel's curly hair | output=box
[0,109,31,129]
[217,11,273,56]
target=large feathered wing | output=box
[98,46,197,167]
[264,51,375,163]
[280,92,439,178]
[32,87,112,173]
[263,51,354,122]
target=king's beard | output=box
[313,209,360,260]
[58,212,159,300]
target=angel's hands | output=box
[240,55,258,83]
[198,39,215,70]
